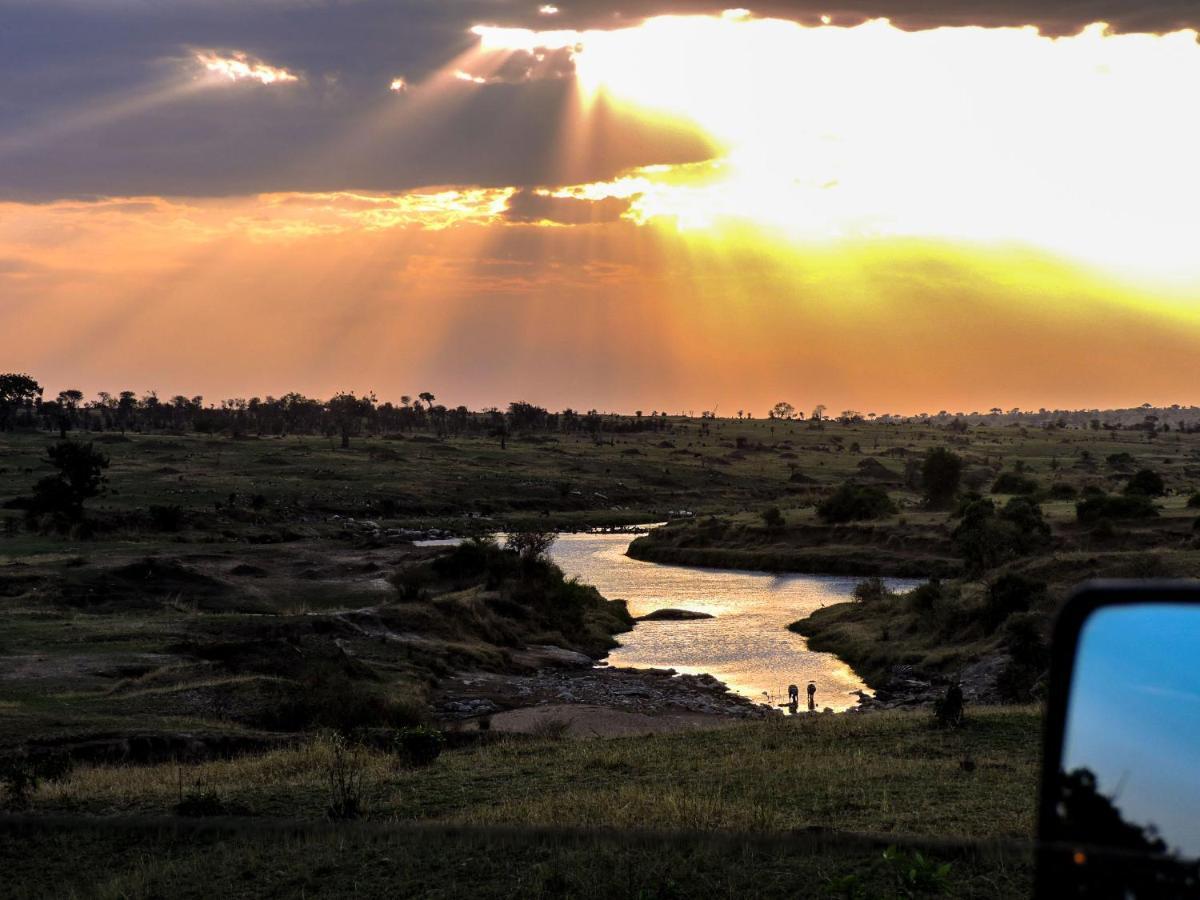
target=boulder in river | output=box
[635,608,715,622]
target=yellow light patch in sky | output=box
[193,50,299,85]
[475,15,1200,283]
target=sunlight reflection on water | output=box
[549,533,921,710]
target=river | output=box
[549,533,921,711]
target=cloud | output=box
[503,188,633,224]
[454,46,578,84]
[193,49,299,84]
[2,0,1196,203]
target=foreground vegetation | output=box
[5,707,1039,897]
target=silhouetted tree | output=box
[327,392,375,449]
[28,441,109,523]
[0,374,42,431]
[921,447,963,508]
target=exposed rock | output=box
[635,608,714,622]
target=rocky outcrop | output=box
[635,608,714,621]
[851,654,1009,712]
[436,665,771,722]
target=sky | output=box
[2,1,1200,413]
[1063,604,1200,859]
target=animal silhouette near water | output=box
[787,684,799,706]
[807,681,816,711]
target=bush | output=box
[906,577,943,614]
[1124,469,1166,497]
[0,751,72,811]
[817,483,896,524]
[174,785,250,817]
[392,726,444,767]
[1044,483,1078,501]
[761,506,785,530]
[505,531,557,561]
[1105,452,1135,468]
[1187,492,1200,509]
[991,472,1038,495]
[852,577,892,604]
[952,497,1051,573]
[323,732,368,820]
[997,612,1050,701]
[983,574,1046,631]
[1076,493,1158,524]
[431,536,501,581]
[268,673,426,734]
[148,504,184,532]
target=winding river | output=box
[549,533,921,711]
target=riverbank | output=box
[627,518,960,579]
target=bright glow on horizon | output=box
[473,15,1200,279]
[194,50,299,85]
[389,77,408,92]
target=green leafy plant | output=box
[882,846,952,897]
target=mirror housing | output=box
[1038,581,1200,898]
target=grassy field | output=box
[5,706,1040,898]
[1,418,1191,895]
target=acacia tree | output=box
[327,392,375,449]
[770,401,795,420]
[0,374,42,431]
[29,441,110,523]
[921,447,963,508]
[55,389,84,438]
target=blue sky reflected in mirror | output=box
[1063,603,1200,858]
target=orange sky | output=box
[2,13,1199,414]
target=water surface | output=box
[549,533,920,711]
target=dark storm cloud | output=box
[1,0,1195,201]
[480,0,1200,35]
[503,188,632,223]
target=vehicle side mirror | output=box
[1038,582,1200,897]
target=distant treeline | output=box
[2,372,1198,442]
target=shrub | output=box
[148,504,184,532]
[1076,493,1158,524]
[530,716,573,740]
[174,785,250,817]
[322,732,369,820]
[1044,483,1078,500]
[761,506,785,530]
[906,577,943,614]
[997,612,1050,701]
[0,751,72,811]
[1124,469,1166,497]
[933,684,964,728]
[268,673,425,734]
[991,472,1038,494]
[852,577,892,604]
[952,497,1051,573]
[1105,452,1135,468]
[392,726,445,767]
[817,483,896,524]
[505,530,557,562]
[1188,493,1200,509]
[983,573,1046,631]
[431,536,500,580]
